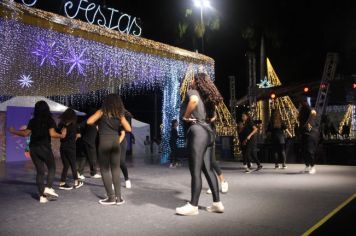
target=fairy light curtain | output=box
[0,1,216,163]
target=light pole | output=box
[193,0,211,53]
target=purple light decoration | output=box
[62,47,90,75]
[32,39,61,66]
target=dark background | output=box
[13,0,356,134]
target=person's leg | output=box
[60,148,70,183]
[98,136,115,201]
[66,148,81,186]
[110,139,122,200]
[84,142,97,176]
[202,146,219,202]
[279,144,287,167]
[120,139,129,181]
[29,147,46,196]
[272,145,279,167]
[42,146,56,189]
[302,135,310,167]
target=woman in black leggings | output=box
[9,101,65,203]
[267,109,292,169]
[176,73,224,216]
[87,94,131,205]
[58,108,83,190]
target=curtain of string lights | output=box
[0,3,215,163]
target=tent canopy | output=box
[0,96,85,115]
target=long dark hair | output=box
[270,109,282,129]
[33,100,51,123]
[60,108,77,125]
[101,94,124,118]
[194,73,223,116]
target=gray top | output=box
[183,89,206,121]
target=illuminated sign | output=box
[21,0,142,36]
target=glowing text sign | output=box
[21,0,142,36]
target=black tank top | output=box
[98,115,121,136]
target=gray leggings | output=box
[98,135,121,199]
[187,124,220,206]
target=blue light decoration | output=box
[18,74,33,88]
[62,47,90,75]
[257,76,273,88]
[32,39,62,66]
[0,1,216,163]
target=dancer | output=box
[119,112,131,188]
[87,94,131,205]
[298,99,318,174]
[9,101,65,203]
[176,72,224,216]
[238,112,263,173]
[77,108,101,179]
[267,109,292,169]
[169,119,179,168]
[58,108,84,190]
[206,111,228,194]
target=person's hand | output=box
[9,127,16,134]
[61,128,67,138]
[183,117,197,123]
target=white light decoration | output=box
[62,47,90,75]
[18,74,33,88]
[21,0,37,7]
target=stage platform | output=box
[0,158,355,236]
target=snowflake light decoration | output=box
[32,39,61,66]
[18,74,33,88]
[257,77,273,88]
[62,47,90,75]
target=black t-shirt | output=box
[239,120,256,142]
[98,115,121,136]
[58,123,78,149]
[80,120,97,145]
[268,123,287,144]
[27,117,56,147]
[181,90,207,121]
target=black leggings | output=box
[187,124,219,206]
[60,147,78,182]
[98,135,121,199]
[78,142,97,176]
[301,133,318,167]
[242,140,261,168]
[120,138,129,181]
[29,145,56,196]
[271,144,286,166]
[211,145,222,176]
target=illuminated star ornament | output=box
[18,74,33,88]
[62,47,90,75]
[32,39,62,66]
[257,77,273,88]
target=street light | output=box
[193,0,212,53]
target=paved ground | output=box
[0,158,355,236]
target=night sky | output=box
[12,0,356,133]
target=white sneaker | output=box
[125,180,132,189]
[303,166,310,173]
[40,196,48,203]
[309,167,316,174]
[206,188,212,194]
[91,174,102,179]
[221,181,228,193]
[243,164,247,169]
[282,165,287,169]
[44,187,59,197]
[176,202,199,216]
[245,168,252,173]
[78,173,85,180]
[206,201,225,213]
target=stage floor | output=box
[0,158,355,236]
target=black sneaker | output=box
[59,183,73,190]
[256,165,263,171]
[116,197,125,206]
[74,181,84,189]
[99,198,116,205]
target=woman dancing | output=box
[176,72,224,216]
[118,110,132,189]
[9,101,65,203]
[58,108,83,190]
[87,94,131,205]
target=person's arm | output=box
[285,129,293,138]
[9,127,31,137]
[247,125,258,141]
[118,130,125,143]
[306,109,317,131]
[49,128,66,139]
[87,110,103,125]
[120,116,132,132]
[183,95,199,122]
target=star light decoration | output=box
[32,39,62,66]
[18,74,33,88]
[257,77,273,88]
[62,47,90,75]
